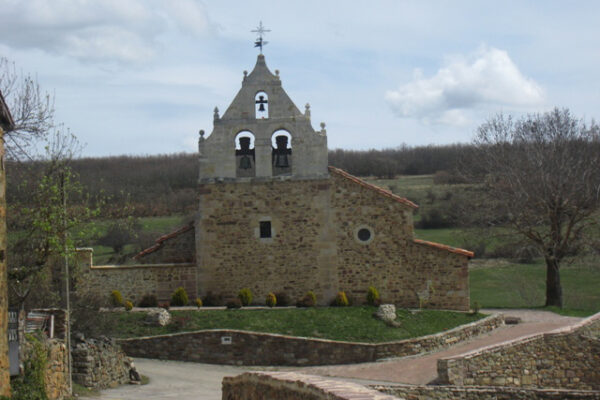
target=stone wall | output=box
[119,314,503,366]
[197,169,471,310]
[438,312,600,390]
[374,383,600,399]
[20,335,70,400]
[71,336,130,389]
[75,249,197,304]
[222,372,398,400]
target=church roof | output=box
[413,239,475,258]
[328,166,418,209]
[0,90,15,131]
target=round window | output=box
[357,228,371,242]
[354,225,374,244]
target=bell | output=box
[274,154,289,168]
[239,155,252,170]
[258,103,265,112]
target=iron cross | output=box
[252,21,270,54]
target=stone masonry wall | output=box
[197,172,471,309]
[374,384,600,399]
[75,250,197,304]
[71,336,130,389]
[20,336,70,400]
[119,314,503,366]
[197,178,338,305]
[221,372,398,400]
[438,312,600,390]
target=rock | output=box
[374,304,397,321]
[145,308,171,326]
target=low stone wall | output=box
[374,383,600,399]
[438,312,600,390]
[75,248,197,305]
[222,372,398,400]
[120,314,503,366]
[72,336,130,389]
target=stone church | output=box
[78,55,473,310]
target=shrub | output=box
[195,298,203,308]
[226,298,242,309]
[334,291,349,307]
[203,292,224,306]
[159,302,170,310]
[297,291,316,307]
[238,288,253,306]
[171,287,189,306]
[265,292,277,307]
[274,291,290,307]
[110,290,123,307]
[367,286,380,306]
[138,294,158,308]
[124,300,133,311]
[11,333,48,400]
[471,301,481,315]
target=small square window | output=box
[259,221,272,238]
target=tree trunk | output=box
[544,257,563,308]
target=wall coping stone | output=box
[89,263,195,270]
[222,372,399,400]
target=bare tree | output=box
[0,57,55,160]
[469,108,600,307]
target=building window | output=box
[354,225,374,244]
[260,221,272,238]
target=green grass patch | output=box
[102,306,484,343]
[470,257,600,316]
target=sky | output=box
[0,0,598,157]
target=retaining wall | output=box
[119,313,503,366]
[438,312,600,390]
[72,336,130,389]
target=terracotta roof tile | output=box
[134,221,194,259]
[328,166,418,209]
[413,238,474,258]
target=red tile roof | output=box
[134,221,194,259]
[328,166,418,209]
[413,238,474,258]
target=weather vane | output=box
[252,21,270,54]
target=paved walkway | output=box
[288,309,582,384]
[95,309,582,399]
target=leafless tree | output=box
[0,57,55,160]
[469,108,600,307]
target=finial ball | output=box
[320,122,326,129]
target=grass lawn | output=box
[470,257,600,316]
[102,306,484,343]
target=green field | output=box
[102,307,484,342]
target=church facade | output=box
[78,55,473,310]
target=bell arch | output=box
[271,129,292,176]
[255,91,269,119]
[234,130,256,177]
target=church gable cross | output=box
[252,21,270,54]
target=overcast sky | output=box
[1,1,598,157]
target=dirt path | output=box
[288,309,582,384]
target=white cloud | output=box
[385,46,545,126]
[0,0,211,64]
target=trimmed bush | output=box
[138,294,158,308]
[274,291,290,307]
[203,292,224,306]
[367,286,380,306]
[195,298,203,308]
[265,292,277,307]
[226,298,242,309]
[238,288,253,306]
[334,291,349,307]
[110,290,124,307]
[124,300,133,311]
[297,291,316,307]
[171,287,189,306]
